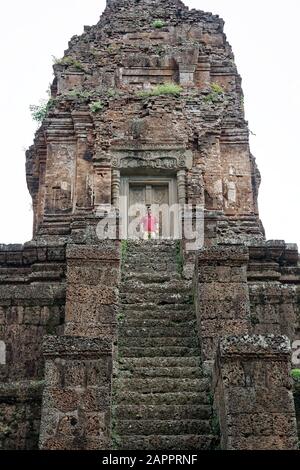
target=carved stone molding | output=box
[110,149,193,171]
[112,169,121,208]
[177,169,187,205]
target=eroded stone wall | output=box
[38,241,120,450]
[195,245,250,362]
[39,337,112,450]
[26,0,263,244]
[247,242,300,341]
[0,243,66,449]
[213,336,298,450]
[0,381,43,450]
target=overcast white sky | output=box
[0,0,299,246]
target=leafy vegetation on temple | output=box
[138,82,182,98]
[107,43,121,54]
[64,89,95,101]
[121,240,128,262]
[107,88,120,98]
[30,99,55,123]
[152,19,165,29]
[291,369,300,381]
[52,55,86,72]
[211,82,224,94]
[89,100,104,113]
[204,82,225,103]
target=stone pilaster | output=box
[39,242,120,449]
[93,164,112,207]
[177,169,186,206]
[213,335,298,450]
[64,242,120,338]
[72,110,94,211]
[112,170,121,209]
[39,336,112,450]
[196,245,251,362]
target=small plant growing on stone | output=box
[211,82,224,94]
[184,293,194,305]
[30,98,56,123]
[121,240,128,262]
[138,82,182,98]
[89,100,104,113]
[152,19,165,29]
[204,82,225,104]
[63,89,95,102]
[107,88,119,98]
[107,43,121,54]
[152,44,165,56]
[52,55,86,72]
[291,369,300,381]
[117,312,125,322]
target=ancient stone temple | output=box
[0,0,299,450]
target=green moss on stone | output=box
[152,19,165,29]
[137,82,182,98]
[291,369,300,381]
[176,240,183,275]
[53,55,86,72]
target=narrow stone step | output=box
[119,357,202,369]
[120,310,195,323]
[118,366,203,379]
[124,254,177,262]
[115,391,211,405]
[120,346,200,358]
[123,272,181,283]
[120,280,191,293]
[127,242,176,248]
[120,319,196,328]
[121,303,194,312]
[114,378,210,393]
[123,264,178,274]
[120,292,193,304]
[124,256,176,264]
[115,419,211,436]
[119,326,197,338]
[119,336,199,348]
[117,434,216,450]
[114,404,211,420]
[125,248,177,256]
[123,253,177,261]
[123,252,176,259]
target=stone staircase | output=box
[112,240,218,450]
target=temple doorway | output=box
[120,176,179,239]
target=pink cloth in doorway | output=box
[141,214,157,232]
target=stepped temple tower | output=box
[0,0,299,450]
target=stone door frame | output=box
[120,175,179,239]
[110,147,193,209]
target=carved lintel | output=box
[111,149,193,171]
